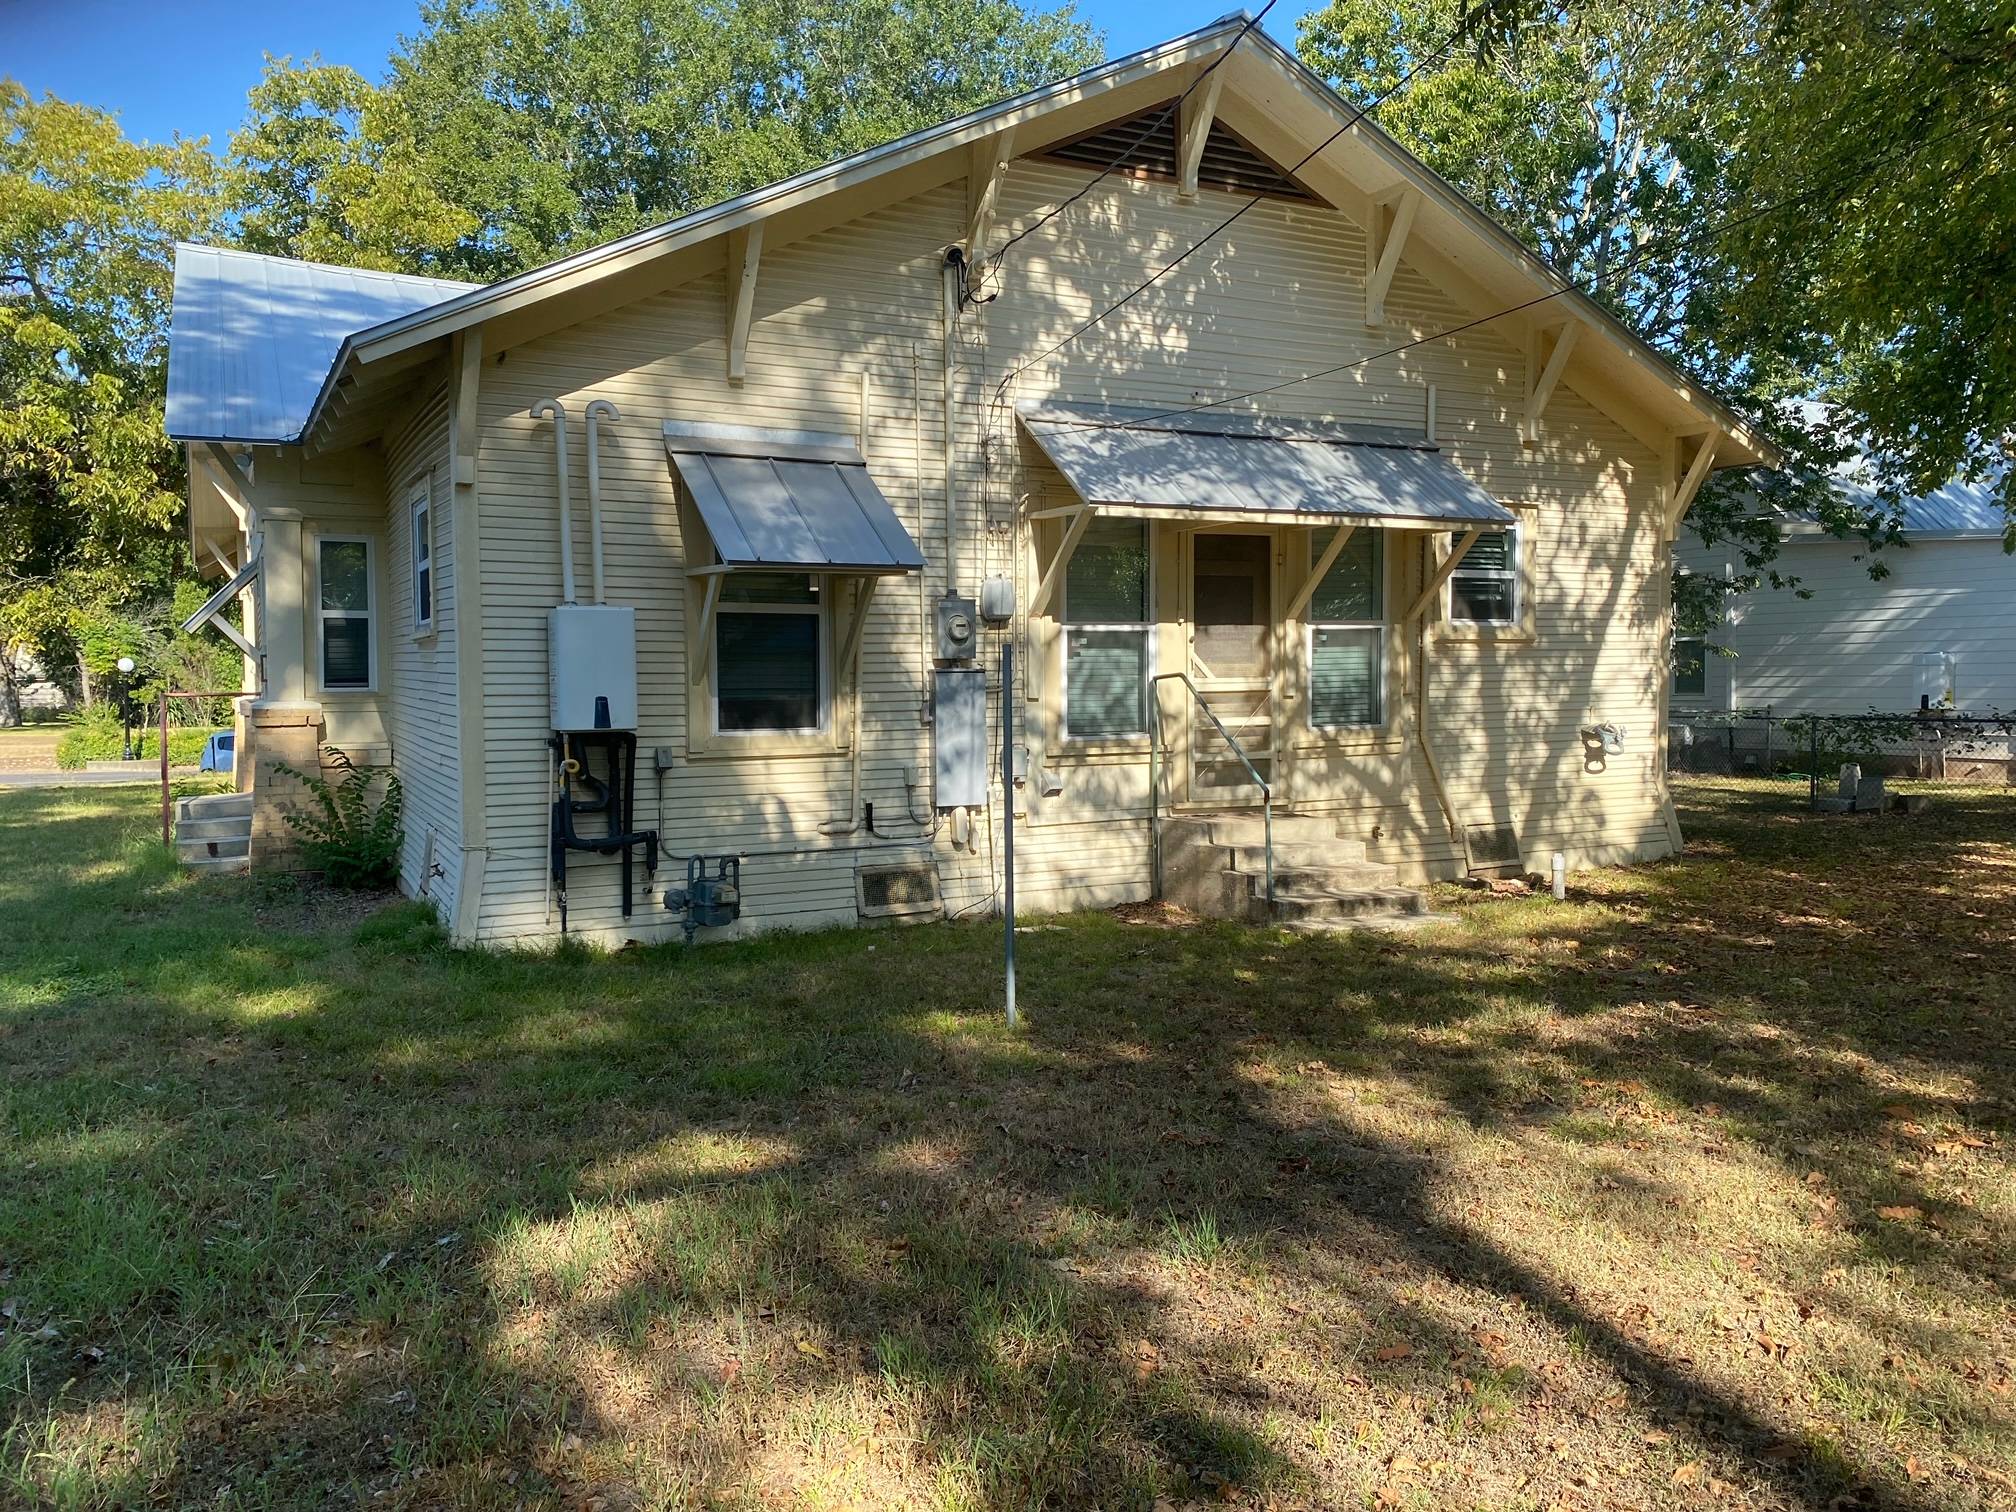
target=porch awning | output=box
[665,421,925,574]
[1018,403,1515,528]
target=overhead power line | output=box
[1031,95,2016,439]
[988,0,1511,408]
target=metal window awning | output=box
[179,552,261,660]
[1017,402,1517,529]
[664,421,926,575]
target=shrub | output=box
[54,710,227,769]
[270,746,405,889]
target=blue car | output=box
[199,731,235,773]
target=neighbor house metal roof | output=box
[1018,403,1517,527]
[164,244,479,443]
[664,422,927,574]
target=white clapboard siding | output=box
[380,375,463,914]
[1676,533,2016,714]
[449,154,1672,943]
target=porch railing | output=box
[1147,671,1274,912]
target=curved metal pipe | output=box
[584,400,619,605]
[530,399,576,603]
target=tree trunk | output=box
[0,653,22,728]
[75,648,95,709]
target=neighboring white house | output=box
[1675,478,2015,715]
[162,17,1773,944]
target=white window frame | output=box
[410,480,434,635]
[315,534,377,694]
[711,576,830,738]
[1447,522,1522,627]
[1059,519,1155,744]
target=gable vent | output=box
[1037,103,1321,203]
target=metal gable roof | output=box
[164,244,479,444]
[1018,403,1516,527]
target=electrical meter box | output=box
[933,666,987,807]
[935,593,978,662]
[549,604,638,731]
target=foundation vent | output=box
[1463,821,1523,876]
[858,862,944,922]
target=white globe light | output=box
[116,656,136,674]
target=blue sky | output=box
[4,0,1320,150]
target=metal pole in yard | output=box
[1809,718,1820,811]
[1000,637,1017,1029]
[159,691,172,846]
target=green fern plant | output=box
[270,746,405,889]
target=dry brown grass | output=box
[0,779,2012,1509]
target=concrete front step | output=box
[177,815,253,842]
[1221,838,1369,870]
[181,851,251,875]
[1177,814,1348,848]
[1269,885,1429,922]
[177,835,249,863]
[1244,862,1402,896]
[177,791,252,822]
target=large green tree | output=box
[237,0,1103,281]
[0,83,223,718]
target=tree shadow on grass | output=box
[1,783,2012,1506]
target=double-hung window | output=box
[318,537,374,691]
[1671,636,1707,699]
[1062,517,1152,740]
[410,482,433,632]
[715,572,825,734]
[1448,525,1520,625]
[1307,528,1385,729]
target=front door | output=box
[1188,532,1272,803]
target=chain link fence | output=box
[1668,709,2016,810]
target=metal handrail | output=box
[1147,671,1274,911]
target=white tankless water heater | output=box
[549,603,638,731]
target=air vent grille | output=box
[1464,822,1523,875]
[858,863,944,921]
[1039,104,1320,203]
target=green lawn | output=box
[1,781,2011,1510]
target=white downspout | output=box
[583,400,617,605]
[530,399,576,604]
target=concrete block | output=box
[1837,763,1861,799]
[1854,773,1887,812]
[1890,792,1933,815]
[1813,797,1855,814]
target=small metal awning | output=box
[1018,402,1516,528]
[665,421,926,574]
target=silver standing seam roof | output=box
[664,422,927,574]
[164,244,479,443]
[1018,403,1517,527]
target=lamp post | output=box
[115,656,137,762]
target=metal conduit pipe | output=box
[583,399,618,605]
[530,399,576,603]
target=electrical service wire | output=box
[1023,93,2016,439]
[987,0,1514,410]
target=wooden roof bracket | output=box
[965,129,1016,269]
[1521,319,1583,447]
[725,221,763,385]
[1027,503,1094,620]
[1177,71,1225,200]
[1285,522,1356,621]
[1364,187,1420,327]
[1402,526,1482,623]
[1665,430,1722,540]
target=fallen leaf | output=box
[795,1337,829,1362]
[1877,1205,1925,1224]
[1374,1342,1413,1363]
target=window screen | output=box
[1672,636,1707,698]
[715,574,822,733]
[1308,529,1384,728]
[411,491,432,627]
[1449,526,1520,624]
[319,538,372,689]
[1063,518,1150,739]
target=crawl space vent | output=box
[1463,822,1523,876]
[857,863,943,922]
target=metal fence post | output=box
[1808,719,1820,811]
